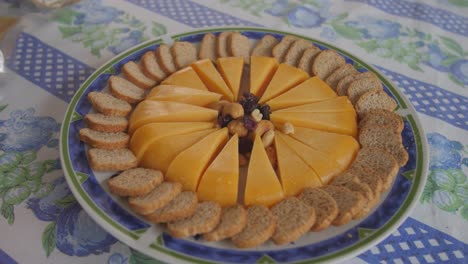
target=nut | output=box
[251,120,275,139]
[262,130,275,148]
[222,103,244,119]
[251,109,263,122]
[282,122,295,134]
[227,119,248,137]
[239,154,248,167]
[208,100,230,112]
[265,146,277,169]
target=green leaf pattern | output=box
[42,222,56,257]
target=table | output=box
[0,0,466,263]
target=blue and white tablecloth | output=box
[0,0,466,263]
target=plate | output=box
[60,27,428,264]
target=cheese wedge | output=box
[250,56,279,97]
[146,85,222,107]
[289,126,359,169]
[244,134,284,207]
[275,96,355,113]
[197,134,239,206]
[275,134,322,196]
[166,128,229,191]
[217,57,244,101]
[278,133,342,184]
[259,63,308,104]
[128,100,218,134]
[162,66,208,90]
[192,59,234,101]
[270,111,357,137]
[267,77,337,111]
[130,122,214,162]
[140,129,216,173]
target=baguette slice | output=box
[359,125,408,166]
[199,33,217,62]
[141,51,167,81]
[217,31,233,58]
[322,185,365,226]
[332,167,384,198]
[171,41,197,69]
[79,128,129,149]
[283,39,313,67]
[122,61,157,89]
[228,32,250,64]
[272,35,298,63]
[355,90,398,116]
[145,191,198,223]
[347,77,383,105]
[312,50,346,80]
[87,92,132,117]
[251,34,278,57]
[128,182,182,215]
[88,148,137,171]
[167,201,222,238]
[271,197,315,245]
[156,44,177,74]
[108,75,145,103]
[338,181,375,219]
[108,168,163,197]
[204,205,247,242]
[84,113,128,133]
[298,46,321,74]
[231,205,276,248]
[325,64,358,91]
[359,109,404,133]
[298,188,338,231]
[336,71,375,96]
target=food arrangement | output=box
[79,31,408,248]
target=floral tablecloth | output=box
[0,0,467,263]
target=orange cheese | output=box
[250,56,279,97]
[270,111,357,137]
[197,134,239,206]
[278,133,342,184]
[258,63,308,104]
[128,100,218,134]
[192,59,234,101]
[290,126,359,169]
[244,134,284,207]
[129,122,214,162]
[140,129,216,173]
[166,128,229,191]
[217,57,244,101]
[162,66,208,90]
[146,85,222,107]
[275,134,322,196]
[266,77,337,111]
[275,96,355,113]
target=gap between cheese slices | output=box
[197,134,239,206]
[258,63,308,104]
[249,56,279,97]
[165,128,229,192]
[146,85,222,107]
[274,133,322,196]
[129,122,214,162]
[162,66,208,90]
[217,57,244,101]
[140,129,216,173]
[244,134,284,207]
[128,100,218,134]
[191,59,234,101]
[275,96,355,113]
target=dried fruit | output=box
[243,116,257,131]
[217,114,233,128]
[239,137,253,154]
[259,104,271,120]
[239,93,259,114]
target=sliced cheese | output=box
[140,129,216,173]
[166,128,229,191]
[275,134,322,196]
[192,59,234,101]
[259,63,308,104]
[275,96,355,113]
[217,57,244,101]
[244,134,284,207]
[267,77,337,111]
[146,85,222,107]
[197,134,239,206]
[162,66,208,90]
[128,100,218,134]
[250,56,279,97]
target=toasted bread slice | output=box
[338,180,375,219]
[359,109,404,133]
[167,201,222,238]
[88,148,137,171]
[322,185,365,226]
[359,125,408,166]
[122,61,157,89]
[228,32,250,64]
[251,34,278,57]
[283,39,313,67]
[171,41,197,69]
[145,191,198,223]
[156,44,177,74]
[298,46,321,74]
[199,33,217,62]
[325,64,358,91]
[312,50,346,80]
[141,51,167,82]
[108,168,163,197]
[217,31,233,58]
[355,90,398,116]
[79,128,129,149]
[108,75,145,103]
[347,77,383,105]
[272,35,298,63]
[271,197,315,245]
[336,71,375,96]
[298,188,338,231]
[128,182,182,215]
[87,92,132,117]
[231,205,276,248]
[204,205,247,242]
[333,167,384,198]
[84,113,128,133]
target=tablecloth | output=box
[0,0,466,263]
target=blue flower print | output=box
[320,26,337,42]
[265,0,290,17]
[346,17,401,40]
[428,133,464,170]
[288,6,325,28]
[424,43,450,72]
[107,253,128,264]
[265,0,328,28]
[72,0,123,25]
[27,177,71,221]
[450,59,468,85]
[108,30,144,55]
